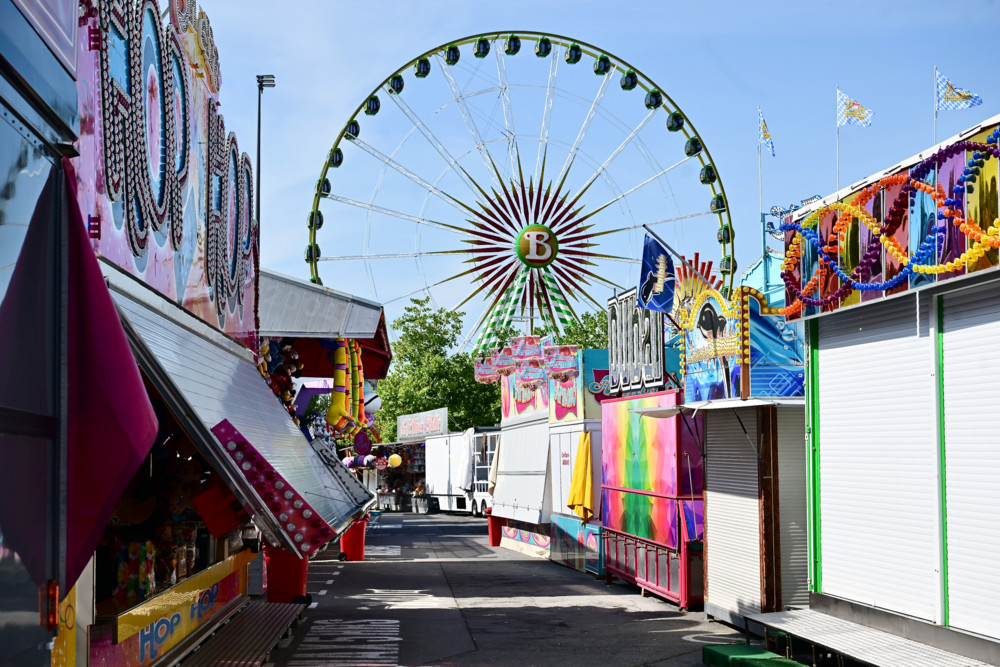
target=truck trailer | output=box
[424,427,499,515]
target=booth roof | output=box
[257,268,382,339]
[105,263,375,552]
[629,397,805,419]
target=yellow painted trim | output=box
[117,549,255,643]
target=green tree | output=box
[534,310,607,349]
[375,298,501,441]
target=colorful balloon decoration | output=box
[780,129,1000,317]
[388,454,403,468]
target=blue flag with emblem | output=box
[837,89,874,127]
[758,106,775,157]
[936,71,982,111]
[638,233,676,314]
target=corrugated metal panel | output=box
[942,281,1000,638]
[111,285,374,542]
[257,269,382,338]
[748,609,993,667]
[705,407,761,618]
[493,414,550,523]
[776,407,809,608]
[818,295,938,621]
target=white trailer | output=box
[424,427,498,515]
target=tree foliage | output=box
[374,298,501,442]
[535,310,608,349]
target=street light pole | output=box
[255,74,275,228]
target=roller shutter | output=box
[941,281,1000,637]
[776,407,809,608]
[817,296,938,622]
[705,407,761,619]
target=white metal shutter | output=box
[942,281,1000,638]
[818,295,938,622]
[705,407,761,617]
[492,414,551,523]
[776,407,809,608]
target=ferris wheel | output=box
[306,32,734,354]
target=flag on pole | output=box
[638,233,676,314]
[758,106,775,157]
[936,71,983,111]
[837,89,874,127]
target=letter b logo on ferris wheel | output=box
[516,224,559,269]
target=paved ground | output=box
[269,512,743,667]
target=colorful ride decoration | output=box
[212,420,333,554]
[323,338,369,437]
[674,254,805,401]
[780,124,1000,320]
[304,32,736,363]
[76,0,257,345]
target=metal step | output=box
[180,600,305,666]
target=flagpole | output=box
[934,65,938,145]
[758,105,767,295]
[836,84,840,196]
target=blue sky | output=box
[204,0,1000,339]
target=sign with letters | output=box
[606,288,665,396]
[397,408,448,443]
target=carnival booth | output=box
[668,256,809,628]
[750,116,1000,666]
[491,368,552,557]
[7,1,382,664]
[548,349,608,576]
[599,288,705,609]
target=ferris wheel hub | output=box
[515,224,559,269]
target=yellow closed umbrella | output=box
[566,431,594,522]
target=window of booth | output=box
[93,382,256,620]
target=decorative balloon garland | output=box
[780,128,1000,316]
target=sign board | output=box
[606,288,665,396]
[397,408,448,443]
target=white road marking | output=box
[317,589,328,596]
[308,602,318,609]
[288,619,401,666]
[363,545,402,557]
[326,579,334,584]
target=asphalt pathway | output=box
[269,512,742,667]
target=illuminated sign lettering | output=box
[606,288,665,395]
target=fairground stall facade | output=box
[1,2,377,665]
[667,254,809,627]
[752,115,1000,665]
[600,288,705,610]
[490,344,608,562]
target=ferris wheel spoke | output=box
[322,193,468,235]
[588,210,715,238]
[317,250,466,261]
[550,265,604,311]
[534,51,560,186]
[340,137,486,218]
[384,89,494,200]
[562,155,696,230]
[434,54,506,191]
[570,109,657,202]
[494,39,520,185]
[554,70,614,193]
[556,258,626,291]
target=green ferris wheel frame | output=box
[306,31,737,325]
